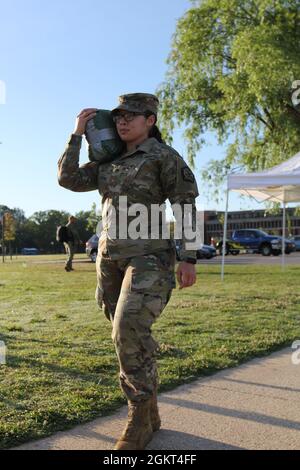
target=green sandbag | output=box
[85,109,124,163]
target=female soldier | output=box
[57,93,199,450]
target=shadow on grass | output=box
[6,354,118,385]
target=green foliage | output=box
[0,205,99,254]
[86,202,102,233]
[3,212,16,241]
[156,0,300,200]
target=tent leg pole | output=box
[282,202,286,271]
[221,189,229,281]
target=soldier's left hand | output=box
[176,262,196,289]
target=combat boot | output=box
[114,398,153,450]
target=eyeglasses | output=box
[112,112,145,124]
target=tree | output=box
[0,207,18,258]
[74,208,99,247]
[0,206,99,254]
[86,202,102,233]
[156,0,300,202]
[29,210,71,252]
[3,212,16,241]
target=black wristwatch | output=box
[181,257,197,264]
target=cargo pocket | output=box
[143,288,173,324]
[143,293,164,321]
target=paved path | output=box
[13,347,300,450]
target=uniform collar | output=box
[118,137,158,159]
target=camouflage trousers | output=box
[64,241,75,270]
[95,248,176,402]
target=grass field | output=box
[0,254,299,449]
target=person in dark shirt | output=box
[64,215,81,271]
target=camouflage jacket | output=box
[58,134,199,260]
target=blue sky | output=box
[0,0,263,219]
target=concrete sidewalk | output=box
[13,347,300,450]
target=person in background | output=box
[64,215,82,271]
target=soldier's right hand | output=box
[73,108,99,136]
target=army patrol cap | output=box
[111,93,159,117]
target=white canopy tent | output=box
[221,150,300,280]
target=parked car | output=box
[174,239,217,260]
[86,234,99,262]
[87,236,217,262]
[215,240,240,256]
[289,235,300,251]
[225,229,295,256]
[197,244,217,259]
[20,248,39,255]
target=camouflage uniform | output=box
[64,221,80,271]
[57,93,199,402]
